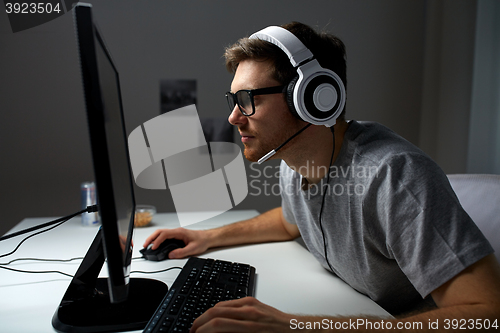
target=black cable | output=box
[130,266,183,275]
[0,205,99,242]
[2,254,150,266]
[0,218,70,259]
[0,265,74,278]
[0,210,88,275]
[0,205,183,278]
[0,205,98,259]
[0,257,84,266]
[1,255,151,266]
[0,264,183,279]
[275,123,311,152]
[318,126,336,273]
[0,254,181,277]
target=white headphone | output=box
[250,26,346,127]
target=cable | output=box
[0,205,98,243]
[130,266,183,275]
[318,126,336,273]
[0,255,182,277]
[0,265,74,278]
[0,263,183,279]
[2,254,160,266]
[1,255,150,266]
[1,254,149,266]
[0,205,98,259]
[0,218,70,259]
[258,123,312,164]
[0,257,84,266]
[0,205,183,278]
[274,123,312,153]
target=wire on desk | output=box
[0,219,80,277]
[0,219,70,259]
[0,257,84,266]
[0,254,183,278]
[0,265,74,278]
[0,262,183,278]
[0,205,98,243]
[131,266,183,275]
[0,205,99,259]
[0,211,183,277]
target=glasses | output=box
[225,85,286,116]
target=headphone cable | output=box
[318,126,336,273]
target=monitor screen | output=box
[52,3,167,332]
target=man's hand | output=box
[143,228,210,259]
[190,297,295,333]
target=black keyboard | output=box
[143,257,256,333]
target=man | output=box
[144,22,500,331]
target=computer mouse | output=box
[140,238,186,261]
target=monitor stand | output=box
[52,230,168,333]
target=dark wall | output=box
[0,0,428,236]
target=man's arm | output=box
[190,254,500,332]
[143,207,300,259]
[203,206,300,248]
[413,253,500,321]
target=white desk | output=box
[0,210,390,332]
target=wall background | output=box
[0,0,489,237]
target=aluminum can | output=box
[81,182,100,226]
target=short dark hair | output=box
[224,22,347,118]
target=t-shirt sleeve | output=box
[365,152,493,298]
[280,160,298,225]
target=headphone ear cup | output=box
[286,76,302,120]
[294,67,346,126]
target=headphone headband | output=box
[250,26,313,67]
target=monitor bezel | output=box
[52,4,168,332]
[74,2,135,303]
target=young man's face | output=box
[228,59,304,162]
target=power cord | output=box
[0,205,98,259]
[0,258,183,278]
[0,265,75,278]
[0,206,97,277]
[130,266,183,275]
[0,250,182,279]
[0,256,84,266]
[0,205,184,277]
[0,205,98,243]
[0,218,71,259]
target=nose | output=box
[228,105,248,126]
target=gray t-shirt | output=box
[281,120,493,315]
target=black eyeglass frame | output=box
[225,85,286,116]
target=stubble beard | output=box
[242,121,306,163]
[242,142,266,163]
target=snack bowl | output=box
[134,205,156,227]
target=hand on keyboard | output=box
[190,297,294,333]
[143,257,256,333]
[143,228,210,259]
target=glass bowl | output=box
[134,205,156,227]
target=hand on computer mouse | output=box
[140,238,186,261]
[143,227,211,259]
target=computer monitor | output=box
[52,3,168,332]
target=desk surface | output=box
[0,210,390,332]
